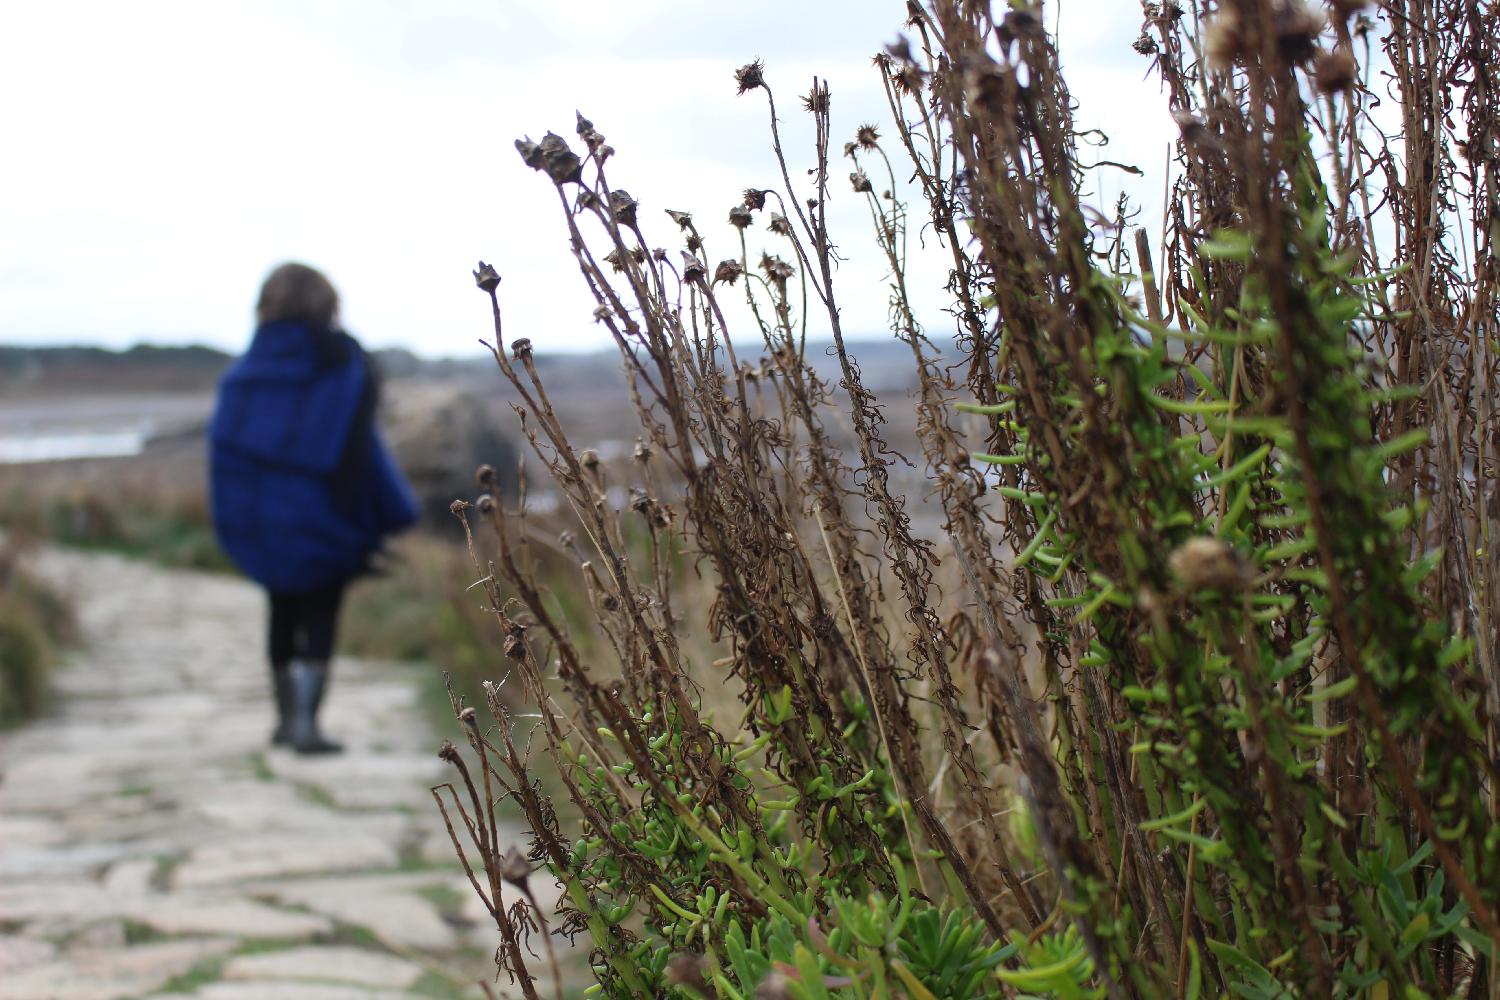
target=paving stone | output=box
[102,857,158,895]
[250,881,458,951]
[0,935,56,976]
[0,937,233,1000]
[179,983,418,1000]
[123,897,334,939]
[172,833,400,888]
[222,945,423,988]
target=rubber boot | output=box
[287,659,343,755]
[270,662,294,746]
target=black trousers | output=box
[267,583,347,665]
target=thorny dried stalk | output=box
[434,0,1500,996]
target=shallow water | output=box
[0,428,150,464]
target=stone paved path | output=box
[0,549,508,1000]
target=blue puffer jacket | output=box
[209,319,420,592]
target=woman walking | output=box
[209,263,419,755]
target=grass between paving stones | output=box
[146,956,229,998]
[247,751,274,782]
[122,920,171,946]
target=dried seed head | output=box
[608,189,639,227]
[575,111,605,151]
[893,63,926,95]
[449,499,469,517]
[1168,536,1250,592]
[734,59,765,94]
[630,246,647,265]
[755,974,793,1000]
[999,5,1043,42]
[728,205,753,230]
[475,493,496,516]
[1133,31,1157,55]
[1275,1,1325,65]
[665,208,693,229]
[850,170,873,193]
[592,304,612,322]
[438,740,460,762]
[579,449,601,470]
[633,440,653,463]
[856,123,881,150]
[515,132,582,185]
[472,261,501,294]
[666,955,709,992]
[713,259,744,286]
[759,253,795,286]
[1313,47,1357,93]
[884,35,915,64]
[459,706,479,730]
[496,845,530,887]
[767,212,793,237]
[801,82,830,114]
[680,251,706,283]
[510,338,532,360]
[842,141,858,158]
[1172,110,1208,146]
[503,630,526,660]
[475,464,497,490]
[603,249,627,272]
[1203,7,1247,69]
[743,188,767,211]
[629,488,653,514]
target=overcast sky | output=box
[1,1,1170,357]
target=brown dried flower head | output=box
[1275,1,1325,65]
[1313,47,1357,93]
[575,110,604,150]
[767,212,793,237]
[893,63,926,95]
[475,493,496,516]
[608,189,639,227]
[743,188,767,211]
[515,132,582,185]
[472,261,500,294]
[1168,536,1251,592]
[728,205,753,230]
[856,124,881,150]
[475,463,497,490]
[850,170,873,193]
[734,59,765,94]
[510,337,532,359]
[801,82,830,114]
[666,955,709,992]
[884,36,915,64]
[496,845,530,886]
[665,208,693,229]
[680,251,706,283]
[713,259,744,285]
[1203,7,1246,69]
[759,253,795,286]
